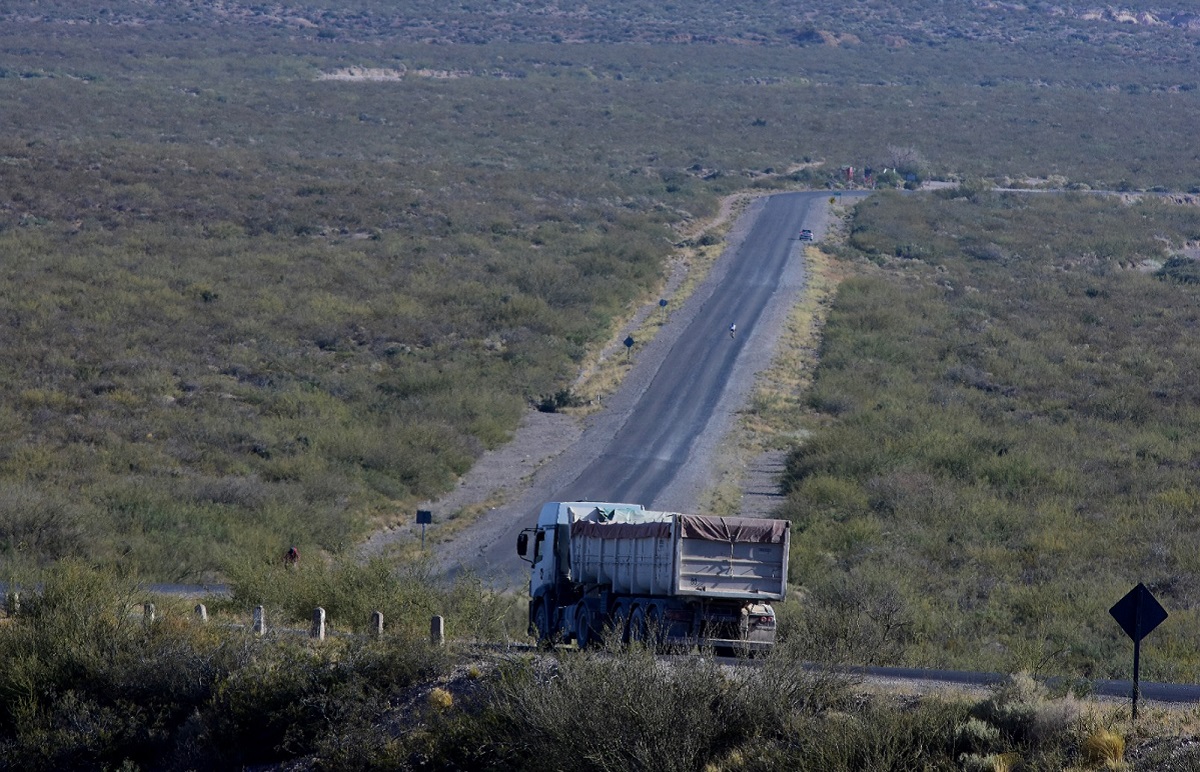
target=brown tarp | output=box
[677,514,789,544]
[571,520,672,540]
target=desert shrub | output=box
[0,483,85,564]
[955,717,1003,755]
[785,191,1200,678]
[973,673,1080,746]
[788,570,912,666]
[0,560,457,769]
[481,648,740,772]
[739,635,858,722]
[958,752,1022,772]
[197,637,447,768]
[1158,256,1200,285]
[534,388,585,413]
[416,645,820,772]
[716,698,968,772]
[0,562,246,769]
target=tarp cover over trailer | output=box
[674,514,788,600]
[569,507,788,600]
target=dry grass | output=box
[1081,728,1126,768]
[427,686,454,711]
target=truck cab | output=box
[517,502,646,643]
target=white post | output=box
[371,610,384,638]
[253,605,265,636]
[143,603,156,624]
[194,603,208,622]
[311,607,326,640]
[430,615,445,646]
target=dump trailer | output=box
[516,501,790,655]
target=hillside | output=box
[1,0,1198,583]
[4,1,1200,767]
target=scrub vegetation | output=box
[782,189,1200,683]
[1,563,1173,771]
[3,2,1200,580]
[5,0,1200,766]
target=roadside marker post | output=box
[1109,582,1168,721]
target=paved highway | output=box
[555,192,821,504]
[457,191,861,586]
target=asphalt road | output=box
[456,190,855,587]
[555,192,820,504]
[856,665,1200,707]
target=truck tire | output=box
[576,604,598,650]
[628,606,648,645]
[533,602,554,648]
[644,605,668,653]
[608,605,630,646]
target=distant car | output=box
[798,229,814,241]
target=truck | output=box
[516,501,790,656]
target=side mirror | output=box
[516,532,528,558]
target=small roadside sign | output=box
[416,509,432,550]
[624,335,634,360]
[1109,582,1168,721]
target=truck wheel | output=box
[644,606,667,653]
[576,604,598,650]
[533,602,554,648]
[628,606,648,646]
[608,606,630,646]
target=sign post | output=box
[623,335,634,361]
[1109,582,1168,721]
[416,509,432,551]
[659,298,668,323]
